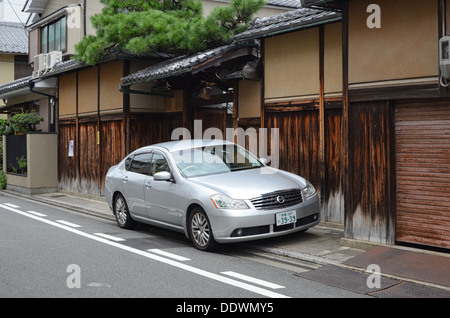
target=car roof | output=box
[138,139,235,153]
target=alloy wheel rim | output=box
[191,213,210,247]
[115,197,127,226]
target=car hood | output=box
[187,167,306,199]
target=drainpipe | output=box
[83,0,87,37]
[28,79,57,99]
[443,0,447,36]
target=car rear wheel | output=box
[189,207,217,251]
[114,193,135,229]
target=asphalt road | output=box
[0,192,367,301]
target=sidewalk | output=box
[5,190,450,298]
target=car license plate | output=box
[276,211,296,226]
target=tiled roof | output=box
[234,7,341,40]
[208,0,301,9]
[0,59,84,96]
[0,76,32,96]
[120,40,259,87]
[0,22,28,54]
[265,0,302,8]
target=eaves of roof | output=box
[0,48,156,97]
[120,40,259,88]
[233,7,341,41]
[300,0,343,11]
[0,76,32,96]
[265,0,302,9]
[0,59,86,98]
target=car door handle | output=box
[122,176,128,183]
[145,181,152,189]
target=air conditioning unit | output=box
[32,53,46,77]
[45,51,62,70]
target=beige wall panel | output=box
[265,28,320,100]
[28,29,39,63]
[324,22,343,95]
[349,0,438,84]
[165,90,184,112]
[239,80,261,118]
[0,53,13,108]
[100,60,123,112]
[0,54,14,85]
[85,0,105,36]
[28,134,58,189]
[78,67,98,114]
[59,72,76,116]
[130,94,165,113]
[128,60,165,112]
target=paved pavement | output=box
[3,190,449,298]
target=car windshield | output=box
[172,144,262,177]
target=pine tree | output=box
[74,0,265,64]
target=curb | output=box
[1,190,115,222]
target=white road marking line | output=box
[27,211,47,217]
[147,249,191,261]
[0,203,289,298]
[94,233,125,242]
[55,220,81,228]
[221,271,285,289]
[4,203,20,208]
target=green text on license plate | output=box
[276,211,296,226]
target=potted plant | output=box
[17,156,27,175]
[8,110,43,135]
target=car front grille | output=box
[250,189,303,210]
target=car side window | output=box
[151,153,170,176]
[129,153,152,175]
[125,156,133,171]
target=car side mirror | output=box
[259,158,269,165]
[154,171,173,182]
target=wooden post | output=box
[260,39,266,159]
[232,81,239,141]
[75,72,80,192]
[97,65,102,191]
[182,76,193,139]
[342,0,352,237]
[123,60,130,155]
[319,25,326,217]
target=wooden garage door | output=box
[395,103,450,249]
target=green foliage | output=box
[0,118,8,135]
[0,169,6,189]
[8,110,44,135]
[74,0,265,64]
[17,156,27,170]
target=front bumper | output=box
[208,194,320,243]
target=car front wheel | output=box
[188,207,217,251]
[114,193,135,229]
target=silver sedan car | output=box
[105,139,320,251]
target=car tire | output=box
[113,193,136,229]
[188,207,217,252]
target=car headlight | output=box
[303,180,316,198]
[210,194,249,209]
